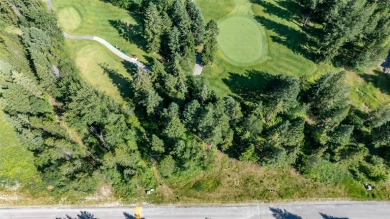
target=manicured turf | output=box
[195,0,235,21]
[67,40,132,102]
[53,0,147,62]
[197,0,327,98]
[52,0,148,101]
[57,7,81,31]
[218,16,267,65]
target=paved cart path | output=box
[45,0,204,74]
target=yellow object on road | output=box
[135,206,142,219]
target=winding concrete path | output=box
[63,33,151,71]
[46,0,150,72]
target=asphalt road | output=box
[1,202,389,219]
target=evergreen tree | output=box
[151,134,165,155]
[307,72,350,117]
[224,96,243,125]
[365,104,390,128]
[202,20,219,65]
[162,103,186,142]
[320,0,372,61]
[183,100,202,131]
[185,0,205,45]
[168,27,181,59]
[144,2,163,53]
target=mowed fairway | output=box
[218,16,267,65]
[196,0,235,22]
[68,40,132,102]
[52,0,146,61]
[51,0,147,101]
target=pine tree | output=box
[315,0,376,62]
[183,100,201,131]
[267,75,300,115]
[185,0,205,45]
[224,96,243,125]
[365,104,390,128]
[144,2,163,53]
[202,20,219,65]
[162,103,186,141]
[151,134,165,155]
[168,27,181,59]
[308,72,350,117]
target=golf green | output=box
[58,7,82,31]
[217,16,267,66]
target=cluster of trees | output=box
[1,0,154,196]
[2,0,390,200]
[143,0,218,65]
[105,0,219,66]
[127,55,390,184]
[301,0,390,67]
[102,0,146,9]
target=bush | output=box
[159,155,176,178]
[305,159,348,184]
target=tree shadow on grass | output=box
[320,212,349,219]
[109,18,147,51]
[251,0,302,25]
[359,70,390,95]
[254,15,317,60]
[381,51,390,69]
[276,0,305,22]
[222,70,274,101]
[270,207,302,219]
[99,63,133,99]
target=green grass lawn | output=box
[57,7,81,31]
[196,0,329,98]
[196,0,236,22]
[347,69,390,111]
[196,0,390,112]
[66,39,133,102]
[0,108,41,188]
[217,15,268,66]
[52,0,150,101]
[52,0,148,60]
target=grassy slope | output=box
[0,30,40,189]
[196,0,236,22]
[0,109,40,187]
[161,152,349,203]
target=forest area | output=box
[0,0,390,204]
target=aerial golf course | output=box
[1,0,390,206]
[51,0,390,109]
[202,0,269,66]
